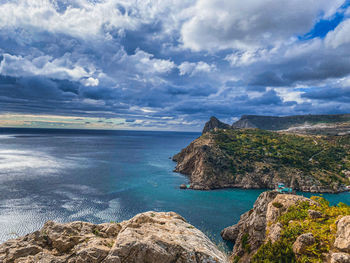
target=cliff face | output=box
[173,129,350,192]
[173,133,236,190]
[202,116,231,134]
[221,191,350,263]
[0,211,229,263]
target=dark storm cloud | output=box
[302,87,350,102]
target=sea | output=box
[0,128,349,249]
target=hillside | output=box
[221,191,350,263]
[232,114,350,135]
[173,128,350,192]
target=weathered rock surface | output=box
[267,222,283,244]
[202,116,231,134]
[334,216,350,253]
[308,209,323,219]
[221,191,278,260]
[220,225,239,242]
[292,233,315,255]
[221,191,350,262]
[0,211,229,263]
[173,133,231,190]
[331,252,350,263]
[221,191,318,262]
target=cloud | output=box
[81,77,99,87]
[0,0,157,40]
[0,0,193,44]
[181,0,344,51]
[0,53,94,82]
[325,18,350,48]
[225,49,271,66]
[0,1,350,131]
[178,61,216,76]
[128,49,175,74]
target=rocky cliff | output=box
[0,211,229,263]
[221,191,350,263]
[173,129,350,192]
[202,116,231,134]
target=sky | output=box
[1,0,350,131]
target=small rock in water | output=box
[180,184,187,189]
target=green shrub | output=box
[251,240,296,263]
[241,233,251,253]
[211,129,350,186]
[249,197,350,263]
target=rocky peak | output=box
[0,211,229,263]
[202,116,231,134]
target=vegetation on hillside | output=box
[204,129,350,186]
[251,196,350,263]
[232,114,350,131]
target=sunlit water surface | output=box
[0,128,349,249]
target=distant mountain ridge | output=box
[202,113,350,135]
[232,114,350,130]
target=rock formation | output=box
[334,216,350,253]
[0,211,229,263]
[221,191,314,261]
[202,116,231,134]
[292,233,315,255]
[221,191,350,262]
[173,129,349,192]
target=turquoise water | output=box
[0,128,349,248]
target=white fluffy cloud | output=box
[178,61,216,76]
[0,0,192,40]
[325,18,350,48]
[181,0,344,51]
[127,49,175,74]
[225,49,272,66]
[0,53,94,81]
[81,77,99,87]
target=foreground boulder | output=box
[221,191,350,262]
[334,216,350,253]
[0,211,229,263]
